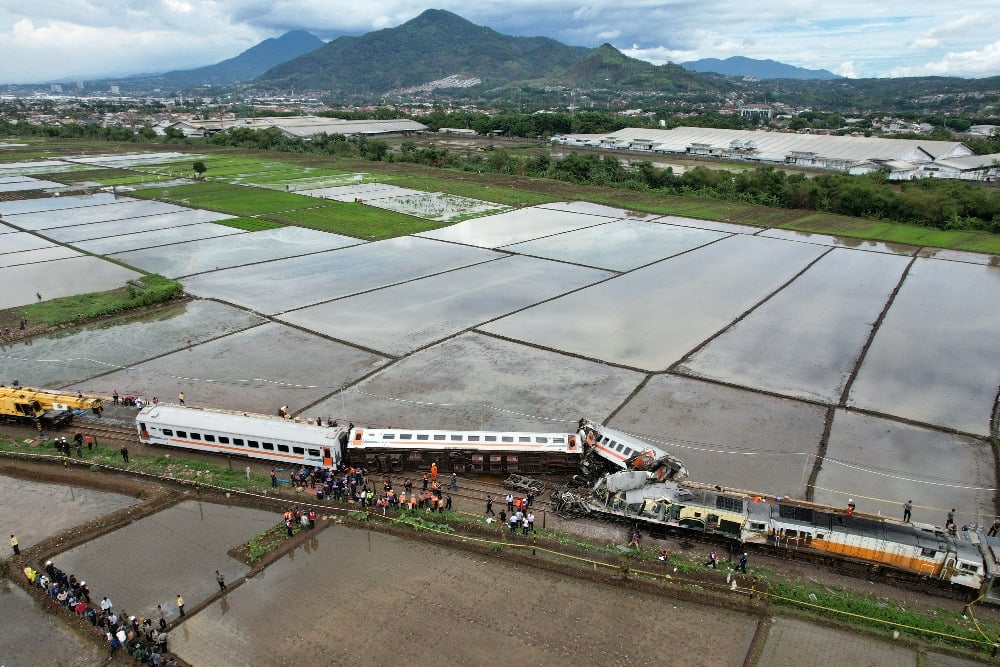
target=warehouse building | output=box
[552,127,996,181]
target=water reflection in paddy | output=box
[41,208,235,243]
[6,199,186,229]
[814,410,994,525]
[847,258,1000,436]
[0,191,117,215]
[310,332,644,432]
[418,205,614,248]
[610,374,827,497]
[1,231,56,253]
[501,219,727,271]
[759,229,919,255]
[0,300,264,388]
[78,322,389,414]
[0,579,103,666]
[114,226,361,278]
[484,234,827,370]
[75,222,245,255]
[0,246,81,267]
[537,200,661,219]
[678,248,910,403]
[280,255,612,356]
[0,256,142,309]
[182,236,501,314]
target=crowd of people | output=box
[22,559,179,665]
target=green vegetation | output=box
[391,514,456,533]
[22,275,182,326]
[262,202,441,239]
[214,217,284,231]
[769,580,998,653]
[242,524,287,563]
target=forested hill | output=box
[257,9,590,93]
[681,56,840,80]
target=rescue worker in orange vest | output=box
[430,462,438,482]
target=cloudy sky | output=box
[2,1,998,84]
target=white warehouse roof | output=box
[554,127,971,165]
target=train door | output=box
[138,421,149,440]
[323,447,333,468]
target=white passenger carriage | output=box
[346,425,582,474]
[137,405,343,468]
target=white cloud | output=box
[836,61,858,79]
[0,1,998,83]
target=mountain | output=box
[257,9,590,93]
[564,44,709,92]
[681,56,840,80]
[143,30,325,88]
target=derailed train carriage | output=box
[559,468,997,599]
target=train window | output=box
[162,429,173,436]
[467,436,480,442]
[190,433,201,441]
[519,437,531,443]
[960,562,979,573]
[622,447,633,457]
[450,435,463,441]
[248,441,259,449]
[263,443,275,451]
[176,431,187,438]
[552,437,564,444]
[750,522,767,531]
[502,436,514,443]
[716,496,744,513]
[292,447,304,454]
[693,511,702,518]
[615,443,625,453]
[384,434,395,439]
[434,435,446,440]
[816,533,824,540]
[307,449,319,457]
[535,437,546,443]
[277,445,289,453]
[399,434,412,439]
[204,435,215,443]
[921,548,937,557]
[417,434,429,441]
[472,454,483,462]
[484,436,497,442]
[218,436,229,444]
[233,438,244,446]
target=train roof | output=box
[137,405,344,447]
[773,504,951,551]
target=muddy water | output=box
[419,205,614,248]
[759,616,922,667]
[918,247,1000,266]
[6,199,186,230]
[1,300,264,388]
[610,374,828,497]
[484,234,828,371]
[679,248,910,403]
[0,256,142,309]
[53,500,277,619]
[169,525,757,666]
[281,256,613,356]
[847,258,1000,436]
[0,474,138,549]
[501,218,728,272]
[41,209,235,243]
[310,332,645,432]
[114,226,362,278]
[182,236,501,315]
[0,579,103,666]
[814,410,994,527]
[77,322,389,414]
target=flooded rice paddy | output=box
[168,526,758,667]
[2,231,57,253]
[280,255,613,356]
[0,255,143,309]
[483,234,828,370]
[113,225,362,278]
[4,198,188,229]
[418,205,615,247]
[0,246,81,267]
[0,191,118,215]
[814,410,994,526]
[847,258,1000,436]
[678,248,911,402]
[181,236,501,314]
[1,300,264,388]
[53,501,276,618]
[40,209,236,243]
[501,218,728,271]
[74,222,246,255]
[0,474,138,548]
[0,579,103,666]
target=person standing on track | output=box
[903,500,912,523]
[178,392,185,406]
[120,446,129,464]
[485,494,495,516]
